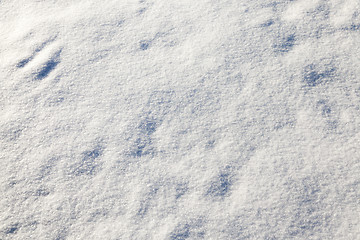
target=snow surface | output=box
[1,0,359,239]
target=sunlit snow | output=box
[1,0,359,239]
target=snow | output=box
[1,0,359,239]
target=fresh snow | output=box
[0,0,359,239]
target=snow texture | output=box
[0,0,359,239]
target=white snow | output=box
[1,0,359,239]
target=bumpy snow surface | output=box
[1,0,360,239]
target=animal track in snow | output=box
[302,63,335,87]
[73,146,104,176]
[206,172,232,199]
[169,218,205,240]
[16,37,57,69]
[15,37,62,81]
[34,49,62,80]
[274,33,296,53]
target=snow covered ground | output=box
[1,0,359,239]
